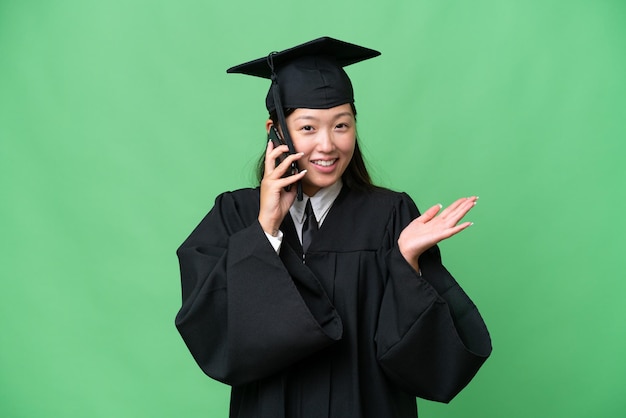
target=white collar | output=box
[290,180,343,227]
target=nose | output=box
[316,129,335,152]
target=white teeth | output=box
[312,159,336,167]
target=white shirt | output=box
[264,180,343,253]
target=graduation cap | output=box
[226,36,381,200]
[227,36,381,111]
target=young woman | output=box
[175,37,491,418]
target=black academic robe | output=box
[175,186,491,418]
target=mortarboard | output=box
[226,36,381,112]
[226,36,380,200]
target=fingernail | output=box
[438,203,443,208]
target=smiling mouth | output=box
[311,159,337,167]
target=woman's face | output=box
[284,104,356,196]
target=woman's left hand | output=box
[398,196,478,272]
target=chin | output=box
[302,178,337,195]
[312,178,339,189]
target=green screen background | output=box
[2,1,625,417]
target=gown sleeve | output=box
[175,191,343,386]
[375,193,492,403]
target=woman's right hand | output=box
[258,141,307,236]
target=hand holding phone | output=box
[268,125,291,169]
[267,125,302,200]
[268,125,299,190]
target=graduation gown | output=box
[175,186,491,418]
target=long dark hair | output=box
[256,103,375,192]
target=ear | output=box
[265,119,273,134]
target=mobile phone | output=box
[268,125,291,168]
[267,125,302,199]
[268,125,298,181]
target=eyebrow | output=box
[293,112,355,122]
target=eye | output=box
[335,122,350,130]
[301,125,314,132]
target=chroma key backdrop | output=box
[1,1,625,417]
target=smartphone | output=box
[268,125,291,168]
[267,125,303,200]
[268,125,298,181]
